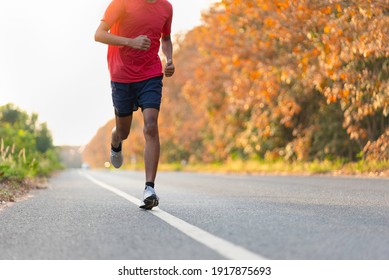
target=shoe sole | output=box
[111,162,122,169]
[110,157,123,168]
[139,195,159,210]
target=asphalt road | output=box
[0,169,388,260]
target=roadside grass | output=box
[157,159,389,176]
[1,139,31,181]
[0,140,55,204]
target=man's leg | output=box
[142,108,160,183]
[139,108,160,210]
[136,76,162,210]
[112,114,133,148]
[110,80,136,168]
[110,114,133,168]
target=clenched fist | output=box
[164,59,175,77]
[129,35,151,50]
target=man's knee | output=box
[114,115,132,142]
[143,108,159,139]
[113,127,130,142]
[143,122,158,138]
[118,131,130,141]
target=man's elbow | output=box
[94,30,102,43]
[161,34,171,42]
[95,22,110,43]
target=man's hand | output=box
[129,35,151,50]
[164,60,175,77]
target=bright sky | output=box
[0,0,218,146]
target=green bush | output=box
[0,104,62,181]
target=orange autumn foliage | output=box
[83,0,388,166]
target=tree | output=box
[87,0,388,164]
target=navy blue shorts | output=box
[111,76,163,117]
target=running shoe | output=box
[110,149,123,168]
[139,186,159,210]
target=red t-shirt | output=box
[102,0,173,83]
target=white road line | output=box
[81,171,267,260]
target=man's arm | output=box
[162,35,175,77]
[94,21,151,50]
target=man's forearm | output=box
[161,36,173,62]
[95,30,130,47]
[95,29,151,51]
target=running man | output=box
[95,0,175,210]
